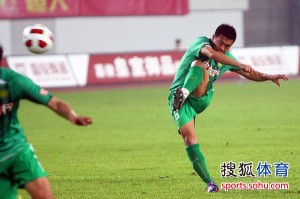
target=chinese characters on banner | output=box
[0,0,76,18]
[0,0,189,19]
[25,0,70,13]
[87,51,186,84]
[220,161,290,178]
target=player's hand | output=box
[72,116,93,126]
[270,74,289,87]
[240,64,258,75]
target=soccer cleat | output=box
[207,181,219,193]
[172,88,185,111]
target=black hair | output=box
[215,24,237,41]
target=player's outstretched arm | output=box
[47,96,93,126]
[235,69,289,87]
[270,74,289,87]
[200,45,256,74]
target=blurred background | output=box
[0,0,299,88]
[3,2,298,199]
[0,0,299,55]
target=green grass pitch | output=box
[18,79,299,198]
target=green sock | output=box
[182,66,204,94]
[186,143,212,184]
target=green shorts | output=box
[168,83,214,129]
[0,144,47,197]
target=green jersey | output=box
[0,67,52,162]
[170,36,240,90]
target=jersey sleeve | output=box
[188,37,211,59]
[16,74,53,105]
[226,51,240,71]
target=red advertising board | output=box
[4,46,299,88]
[81,0,189,16]
[0,0,188,19]
[0,0,78,18]
[87,51,184,85]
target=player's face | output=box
[212,34,234,53]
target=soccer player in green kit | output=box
[168,24,289,192]
[0,45,93,198]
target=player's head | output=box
[215,24,237,41]
[212,24,236,53]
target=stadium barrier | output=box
[230,46,299,76]
[4,45,300,88]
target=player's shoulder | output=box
[196,36,209,42]
[1,67,24,80]
[191,36,210,47]
[0,67,15,79]
[198,36,209,40]
[1,67,33,87]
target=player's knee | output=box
[25,178,55,199]
[182,134,198,145]
[191,60,206,71]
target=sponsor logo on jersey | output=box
[217,62,223,67]
[0,79,9,99]
[0,103,14,116]
[204,60,221,78]
[0,90,8,99]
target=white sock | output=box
[181,88,189,98]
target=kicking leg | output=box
[190,60,210,98]
[172,60,208,111]
[25,177,55,199]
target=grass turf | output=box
[18,78,299,198]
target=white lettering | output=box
[94,64,105,78]
[128,56,146,78]
[0,103,14,116]
[161,55,176,75]
[94,63,116,79]
[174,111,180,121]
[204,60,220,77]
[144,56,161,76]
[114,57,130,78]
